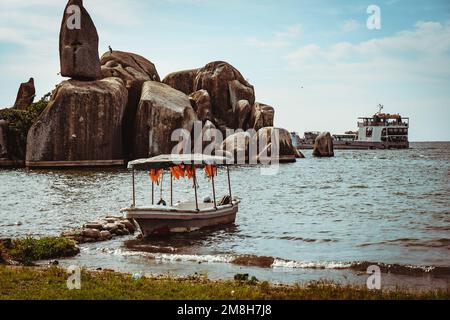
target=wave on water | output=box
[93,247,450,276]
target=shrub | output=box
[9,237,80,265]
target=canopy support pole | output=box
[227,166,232,200]
[151,181,154,205]
[211,174,217,210]
[193,167,199,211]
[170,172,173,207]
[132,168,136,207]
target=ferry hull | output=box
[298,141,409,150]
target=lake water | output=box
[1,142,449,288]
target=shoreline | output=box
[1,265,449,300]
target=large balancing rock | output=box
[59,0,101,79]
[13,78,35,110]
[134,81,198,158]
[26,78,128,163]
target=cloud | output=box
[341,19,361,32]
[246,24,301,49]
[286,21,450,83]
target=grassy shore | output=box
[0,266,449,300]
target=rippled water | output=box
[1,142,449,287]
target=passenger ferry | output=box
[293,106,410,150]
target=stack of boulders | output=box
[2,0,302,167]
[61,216,137,244]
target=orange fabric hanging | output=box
[185,165,195,179]
[170,165,185,180]
[149,169,161,183]
[204,165,217,178]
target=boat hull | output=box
[298,141,409,150]
[123,204,238,237]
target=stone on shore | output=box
[134,81,198,158]
[162,69,199,96]
[235,100,252,130]
[59,0,101,79]
[26,78,128,163]
[13,78,35,110]
[313,132,335,157]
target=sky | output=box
[0,0,449,141]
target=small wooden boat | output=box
[121,154,239,237]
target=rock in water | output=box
[162,69,199,96]
[193,61,255,128]
[134,81,198,158]
[257,127,297,163]
[26,78,128,163]
[251,103,275,132]
[13,78,35,110]
[313,132,335,157]
[59,0,101,79]
[0,120,9,159]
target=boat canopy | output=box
[128,154,232,170]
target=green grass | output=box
[0,266,448,300]
[7,237,80,266]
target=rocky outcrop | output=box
[100,50,160,83]
[26,78,128,163]
[251,102,275,131]
[59,0,101,79]
[162,69,199,96]
[235,100,252,130]
[134,81,198,158]
[189,90,211,121]
[193,61,255,128]
[100,50,161,160]
[313,132,335,157]
[257,127,298,163]
[61,216,136,244]
[0,120,8,159]
[13,78,35,110]
[220,131,253,163]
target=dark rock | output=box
[313,132,335,157]
[100,51,161,160]
[13,78,35,110]
[121,220,136,233]
[26,78,128,163]
[100,230,112,241]
[82,228,101,239]
[100,50,160,83]
[134,81,198,158]
[250,103,275,131]
[189,90,211,121]
[59,0,101,79]
[0,120,9,159]
[257,127,297,163]
[162,69,199,95]
[235,100,252,130]
[193,61,255,128]
[84,222,103,230]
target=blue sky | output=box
[1,0,449,141]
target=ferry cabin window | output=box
[366,128,373,138]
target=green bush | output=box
[10,237,80,265]
[0,93,51,159]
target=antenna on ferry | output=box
[377,104,384,114]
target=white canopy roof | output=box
[127,153,232,170]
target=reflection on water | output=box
[1,142,450,286]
